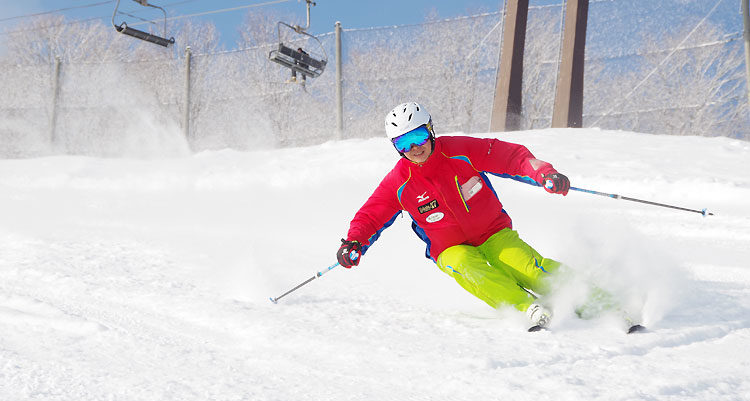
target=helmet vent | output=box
[408,113,412,121]
[391,122,398,127]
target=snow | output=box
[1,128,749,400]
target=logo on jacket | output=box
[417,192,430,202]
[426,212,444,223]
[418,200,439,214]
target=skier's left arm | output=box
[472,138,570,195]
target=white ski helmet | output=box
[384,102,432,139]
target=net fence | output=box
[0,0,746,157]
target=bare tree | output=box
[1,15,167,65]
[419,14,500,133]
[521,8,564,130]
[342,12,500,138]
[585,22,747,138]
[2,6,747,157]
[174,19,221,54]
[637,23,747,137]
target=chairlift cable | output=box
[1,0,285,36]
[0,0,195,36]
[0,17,103,36]
[0,1,113,24]
[125,0,293,28]
[118,11,160,27]
[117,0,199,26]
[111,0,294,47]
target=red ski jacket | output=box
[346,135,560,261]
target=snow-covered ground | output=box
[1,128,749,400]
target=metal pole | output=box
[743,0,750,107]
[569,187,713,216]
[335,21,344,140]
[183,46,192,142]
[304,0,312,31]
[49,56,61,151]
[269,262,339,304]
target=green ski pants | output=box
[436,228,561,312]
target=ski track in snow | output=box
[1,129,749,400]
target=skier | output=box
[286,47,309,85]
[335,102,571,330]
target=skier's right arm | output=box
[337,175,402,268]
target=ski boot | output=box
[526,303,552,332]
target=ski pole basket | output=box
[112,0,175,47]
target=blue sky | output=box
[0,0,740,51]
[0,0,563,48]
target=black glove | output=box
[337,239,362,268]
[541,173,570,196]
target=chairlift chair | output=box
[269,23,328,79]
[112,0,175,47]
[268,0,328,80]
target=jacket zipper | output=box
[455,175,470,212]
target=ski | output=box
[526,323,646,333]
[624,315,647,334]
[527,325,548,332]
[627,324,647,334]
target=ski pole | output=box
[269,261,340,304]
[569,186,713,216]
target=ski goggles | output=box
[391,125,431,153]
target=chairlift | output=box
[112,0,175,47]
[268,0,328,80]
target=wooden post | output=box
[490,0,529,132]
[743,0,750,108]
[552,0,589,128]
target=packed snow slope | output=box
[1,128,749,401]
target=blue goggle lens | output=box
[392,126,431,153]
